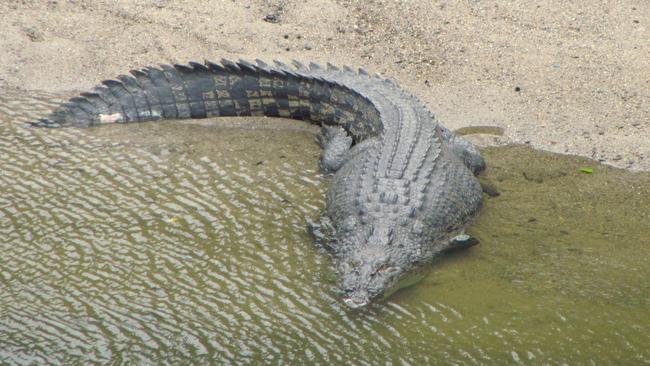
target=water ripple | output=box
[1,91,649,365]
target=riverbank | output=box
[1,0,647,169]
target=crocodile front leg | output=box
[307,215,338,252]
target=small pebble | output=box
[263,14,278,23]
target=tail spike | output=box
[130,69,147,78]
[102,79,124,88]
[237,59,258,72]
[117,74,140,87]
[255,59,269,68]
[220,58,240,72]
[173,63,195,73]
[206,60,225,72]
[273,59,289,68]
[188,61,208,71]
[326,63,339,71]
[291,59,307,70]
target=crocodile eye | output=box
[377,264,392,273]
[344,260,362,275]
[339,261,351,273]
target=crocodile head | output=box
[337,247,428,309]
[336,227,429,309]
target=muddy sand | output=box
[1,0,647,170]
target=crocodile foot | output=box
[307,215,337,252]
[443,234,480,254]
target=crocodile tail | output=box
[29,59,303,128]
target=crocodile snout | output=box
[342,291,370,309]
[343,297,368,309]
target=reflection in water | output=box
[0,91,649,364]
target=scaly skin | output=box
[31,59,485,308]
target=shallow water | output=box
[1,91,649,365]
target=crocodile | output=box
[31,59,486,309]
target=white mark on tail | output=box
[99,113,124,124]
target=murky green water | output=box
[1,91,649,365]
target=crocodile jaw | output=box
[342,293,370,309]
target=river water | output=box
[1,91,648,365]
